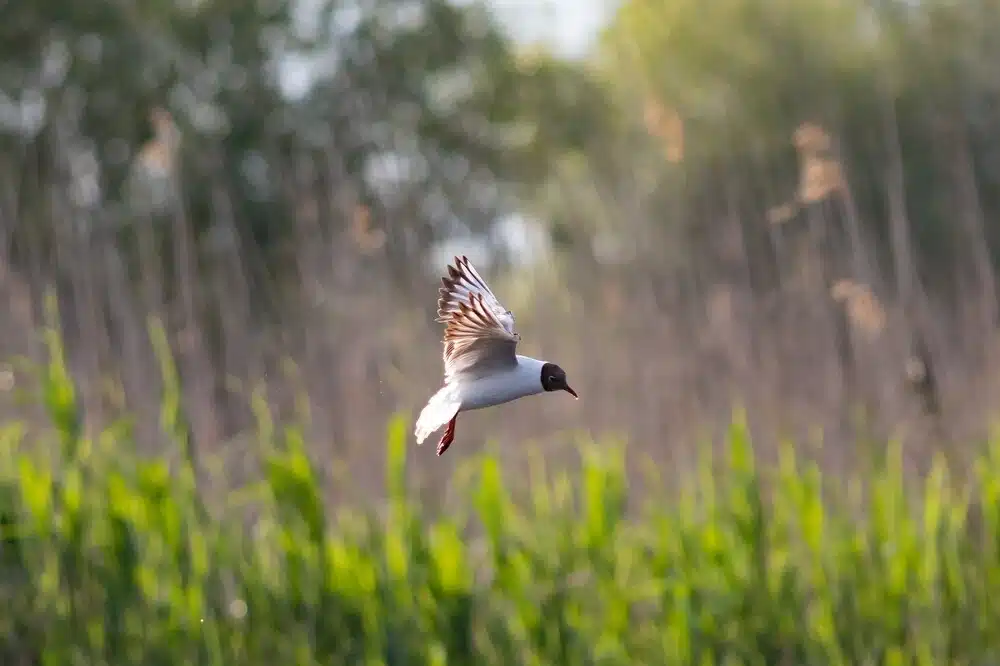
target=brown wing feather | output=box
[436,256,519,380]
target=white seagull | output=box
[415,255,578,456]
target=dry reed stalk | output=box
[643,98,684,163]
[831,279,887,339]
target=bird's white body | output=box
[459,355,546,410]
[414,356,545,446]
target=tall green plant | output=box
[1,325,1000,664]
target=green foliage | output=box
[587,0,1000,279]
[0,0,598,305]
[2,333,1000,664]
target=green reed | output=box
[1,322,1000,665]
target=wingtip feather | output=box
[433,253,518,372]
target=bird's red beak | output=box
[564,385,579,399]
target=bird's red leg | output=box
[436,416,457,456]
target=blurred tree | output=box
[0,0,611,444]
[0,0,599,304]
[592,0,1000,300]
[502,0,1000,426]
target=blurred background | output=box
[3,0,1000,500]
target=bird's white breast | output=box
[457,355,545,411]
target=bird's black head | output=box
[540,363,578,399]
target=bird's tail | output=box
[414,384,461,445]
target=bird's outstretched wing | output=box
[436,255,520,381]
